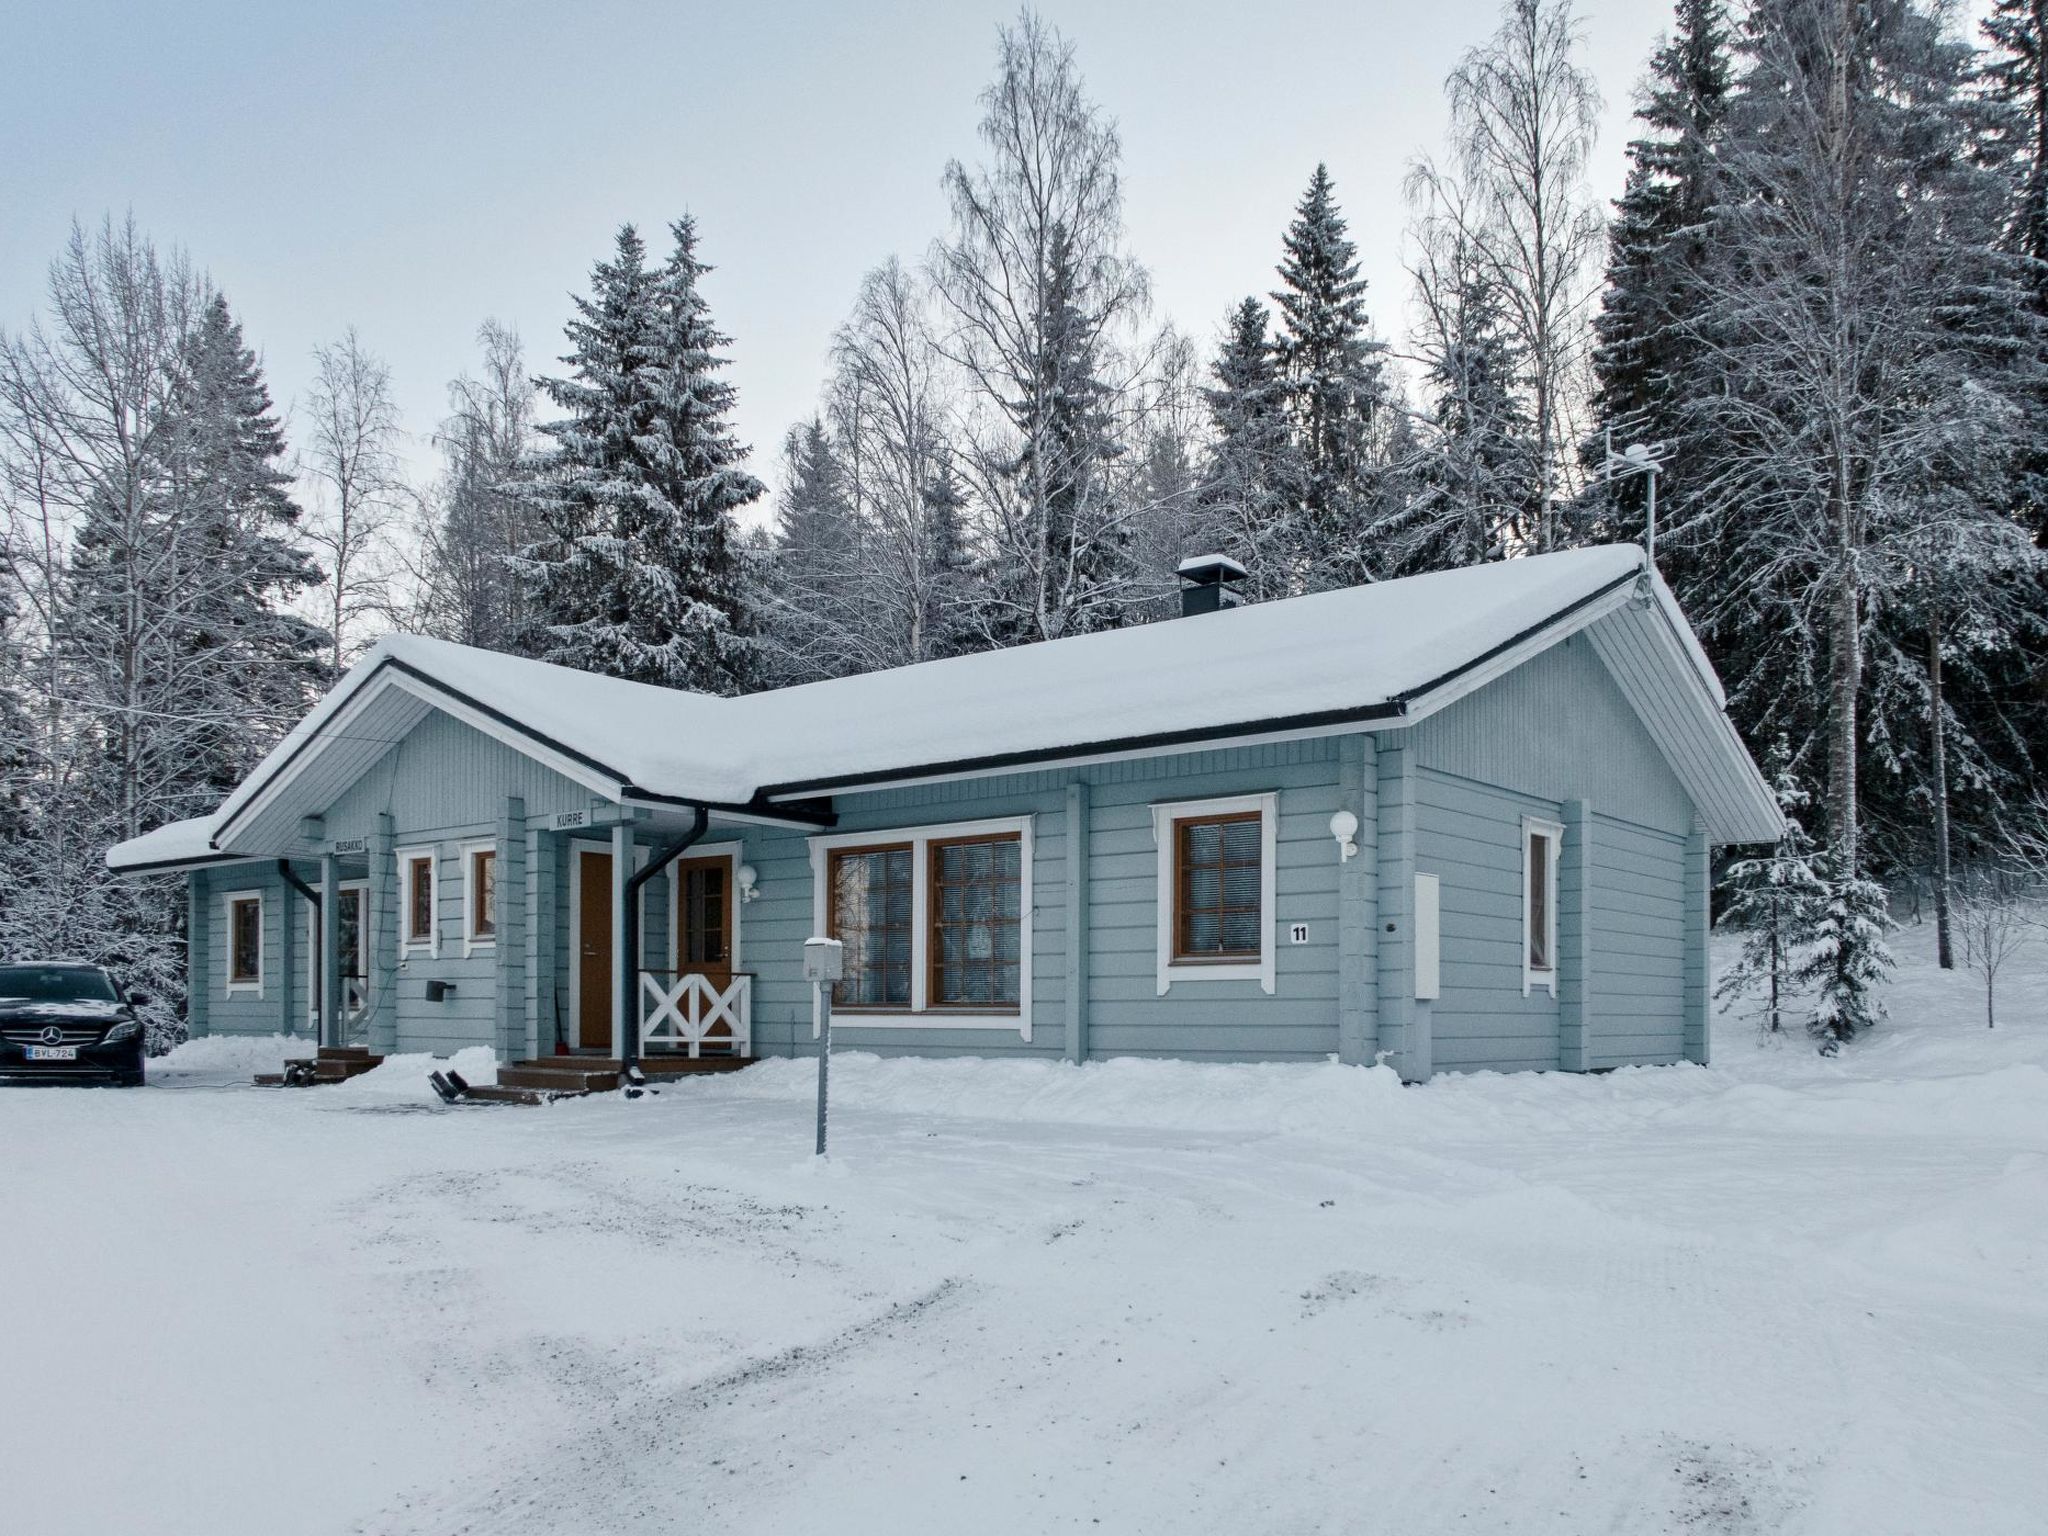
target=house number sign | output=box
[1289,923,1310,944]
[551,810,588,830]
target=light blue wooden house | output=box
[108,545,1780,1090]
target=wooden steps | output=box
[466,1054,755,1105]
[255,1045,383,1088]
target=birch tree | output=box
[301,327,406,678]
[413,320,538,651]
[1415,0,1603,547]
[930,8,1151,641]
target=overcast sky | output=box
[2,0,1681,524]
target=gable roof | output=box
[108,545,1783,870]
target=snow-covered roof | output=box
[108,544,1781,870]
[101,811,242,873]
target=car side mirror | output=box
[127,992,149,1008]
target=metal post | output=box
[803,937,845,1157]
[1645,460,1657,570]
[815,984,832,1156]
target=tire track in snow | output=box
[366,1275,973,1535]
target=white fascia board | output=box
[215,667,628,855]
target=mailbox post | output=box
[802,937,844,1157]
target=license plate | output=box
[26,1045,77,1061]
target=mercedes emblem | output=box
[38,1025,64,1045]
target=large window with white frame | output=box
[462,841,497,954]
[1152,791,1278,995]
[1522,816,1562,996]
[398,846,439,957]
[808,816,1033,1035]
[224,890,264,996]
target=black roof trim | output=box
[108,851,248,876]
[758,569,1642,802]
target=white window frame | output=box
[1522,815,1563,997]
[306,879,370,1025]
[397,845,440,959]
[223,889,265,998]
[1151,791,1279,996]
[461,840,498,956]
[667,840,746,975]
[806,814,1034,1037]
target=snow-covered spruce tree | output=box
[1715,738,1828,1035]
[1583,0,1734,559]
[1270,164,1389,587]
[930,11,1149,644]
[1,223,325,1045]
[1194,298,1299,602]
[156,294,327,795]
[515,220,763,694]
[917,446,980,660]
[1680,0,2035,895]
[1798,865,1895,1050]
[1980,0,2048,539]
[755,417,865,686]
[971,217,1134,646]
[1393,225,1541,576]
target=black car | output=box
[0,963,147,1086]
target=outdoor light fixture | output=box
[1328,810,1359,862]
[736,863,759,903]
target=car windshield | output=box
[0,965,119,1003]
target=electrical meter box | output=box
[802,937,845,984]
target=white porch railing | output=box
[639,971,752,1058]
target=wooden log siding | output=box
[170,629,1712,1076]
[1589,813,1689,1069]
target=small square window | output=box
[1152,792,1278,995]
[1174,812,1263,961]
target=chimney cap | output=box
[1176,553,1248,586]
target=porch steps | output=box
[254,1045,384,1088]
[462,1055,755,1106]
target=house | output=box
[106,544,1781,1089]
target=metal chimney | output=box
[1176,553,1248,617]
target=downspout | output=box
[619,805,710,1085]
[277,860,324,1048]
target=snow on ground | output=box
[3,922,2044,1536]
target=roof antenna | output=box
[1600,429,1664,577]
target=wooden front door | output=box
[577,849,612,1050]
[674,855,733,990]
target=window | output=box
[224,891,264,995]
[1174,812,1262,961]
[809,816,1034,1035]
[463,843,497,952]
[928,835,1022,1009]
[399,848,438,957]
[1523,817,1562,996]
[1152,792,1278,994]
[828,844,914,1008]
